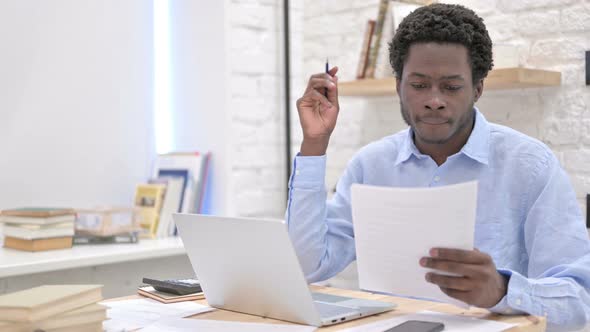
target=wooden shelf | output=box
[339,68,561,96]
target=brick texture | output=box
[227,0,304,218]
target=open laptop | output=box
[173,214,396,327]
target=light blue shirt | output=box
[286,109,590,330]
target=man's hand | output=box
[296,67,339,156]
[420,248,508,308]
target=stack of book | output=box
[1,208,76,252]
[0,284,105,332]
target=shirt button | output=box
[295,170,300,175]
[515,298,522,306]
[434,176,440,182]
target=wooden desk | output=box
[115,286,546,331]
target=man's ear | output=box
[396,77,402,96]
[474,79,484,103]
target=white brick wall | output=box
[302,0,590,218]
[228,0,304,218]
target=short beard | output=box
[399,100,475,145]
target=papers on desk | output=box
[338,310,515,332]
[141,317,317,332]
[100,298,214,332]
[351,182,477,307]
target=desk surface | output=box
[114,286,546,331]
[0,237,185,278]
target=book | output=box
[365,0,390,78]
[0,214,76,226]
[73,232,138,245]
[356,20,376,79]
[149,177,184,237]
[156,169,189,215]
[3,222,74,240]
[4,236,73,252]
[374,6,395,78]
[134,184,166,239]
[0,303,106,332]
[153,152,211,214]
[137,285,204,304]
[377,1,420,78]
[0,285,103,322]
[0,207,76,218]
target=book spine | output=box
[356,20,376,79]
[365,0,390,78]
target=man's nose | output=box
[424,94,446,111]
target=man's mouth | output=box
[420,118,449,125]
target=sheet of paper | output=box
[351,181,477,307]
[141,317,317,332]
[100,298,214,331]
[338,310,515,332]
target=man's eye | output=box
[445,85,462,91]
[411,83,427,89]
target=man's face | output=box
[396,42,482,146]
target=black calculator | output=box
[142,277,202,295]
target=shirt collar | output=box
[394,107,490,166]
[461,108,490,165]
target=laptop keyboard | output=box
[314,301,359,318]
[312,292,350,303]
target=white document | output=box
[100,298,214,332]
[141,317,318,332]
[338,310,515,332]
[351,181,477,307]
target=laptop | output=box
[173,214,396,327]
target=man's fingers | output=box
[420,257,481,277]
[430,248,491,264]
[328,66,339,76]
[439,287,471,304]
[298,89,333,109]
[307,73,336,85]
[304,69,339,106]
[426,273,473,291]
[307,77,336,93]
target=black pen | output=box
[325,58,329,98]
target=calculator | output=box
[142,277,203,295]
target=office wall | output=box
[227,0,304,218]
[167,0,232,215]
[0,0,155,209]
[301,0,590,214]
[166,0,304,218]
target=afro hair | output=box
[389,3,493,83]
